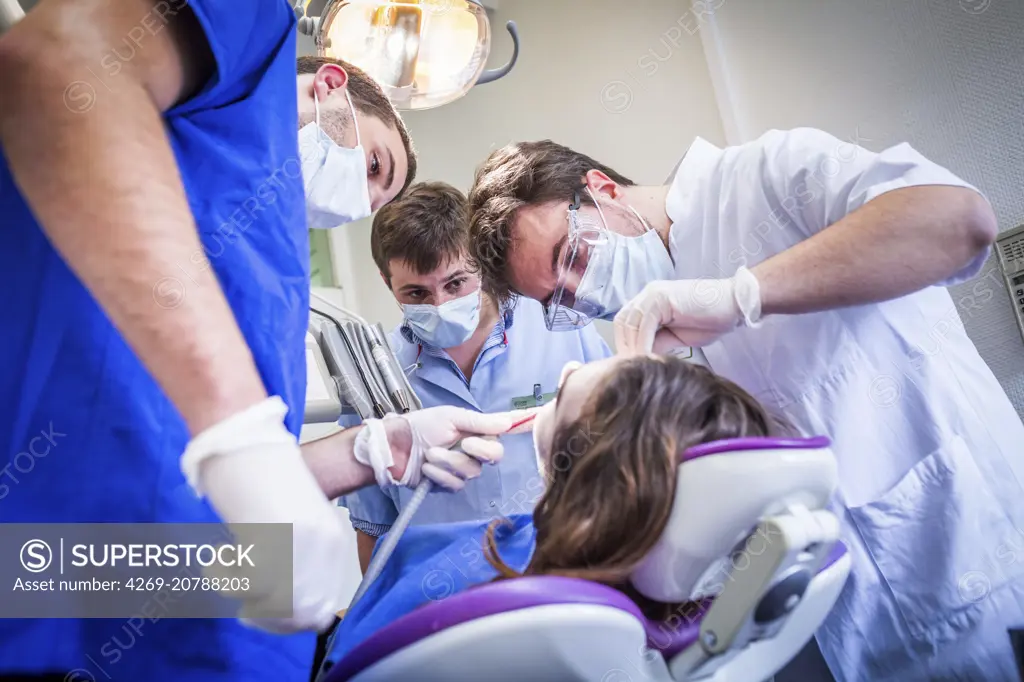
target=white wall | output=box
[306,0,725,344]
[701,0,1024,416]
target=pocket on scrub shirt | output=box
[848,435,1024,644]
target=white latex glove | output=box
[354,406,537,491]
[613,266,763,356]
[180,397,349,634]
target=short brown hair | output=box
[297,56,418,198]
[468,140,634,304]
[371,181,470,281]
[485,355,792,621]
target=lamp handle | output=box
[0,0,26,33]
[476,20,519,86]
[292,0,315,17]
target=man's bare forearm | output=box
[0,1,267,435]
[302,427,376,499]
[752,186,997,316]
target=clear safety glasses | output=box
[543,192,610,331]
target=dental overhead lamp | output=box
[295,0,520,110]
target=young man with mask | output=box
[467,135,1023,682]
[297,55,417,222]
[0,3,516,680]
[342,182,611,571]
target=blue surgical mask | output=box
[402,289,482,348]
[575,205,675,320]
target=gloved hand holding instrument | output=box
[613,266,764,355]
[181,398,536,635]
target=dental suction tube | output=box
[348,477,433,609]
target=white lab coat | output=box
[666,128,1024,682]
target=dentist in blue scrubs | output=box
[0,1,521,680]
[342,182,612,570]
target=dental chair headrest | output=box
[630,436,838,603]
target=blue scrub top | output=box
[0,2,314,679]
[324,514,537,670]
[339,298,611,536]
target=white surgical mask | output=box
[299,89,372,228]
[402,289,482,349]
[575,203,674,320]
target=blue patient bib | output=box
[326,515,536,668]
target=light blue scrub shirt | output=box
[0,2,314,679]
[340,297,611,535]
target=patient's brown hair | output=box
[485,356,791,621]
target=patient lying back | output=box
[327,355,790,665]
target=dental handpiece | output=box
[369,337,411,414]
[369,323,419,411]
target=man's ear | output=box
[584,169,624,201]
[313,63,349,103]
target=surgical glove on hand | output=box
[180,397,349,635]
[354,406,533,491]
[614,267,763,355]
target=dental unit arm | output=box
[319,436,851,682]
[306,292,421,427]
